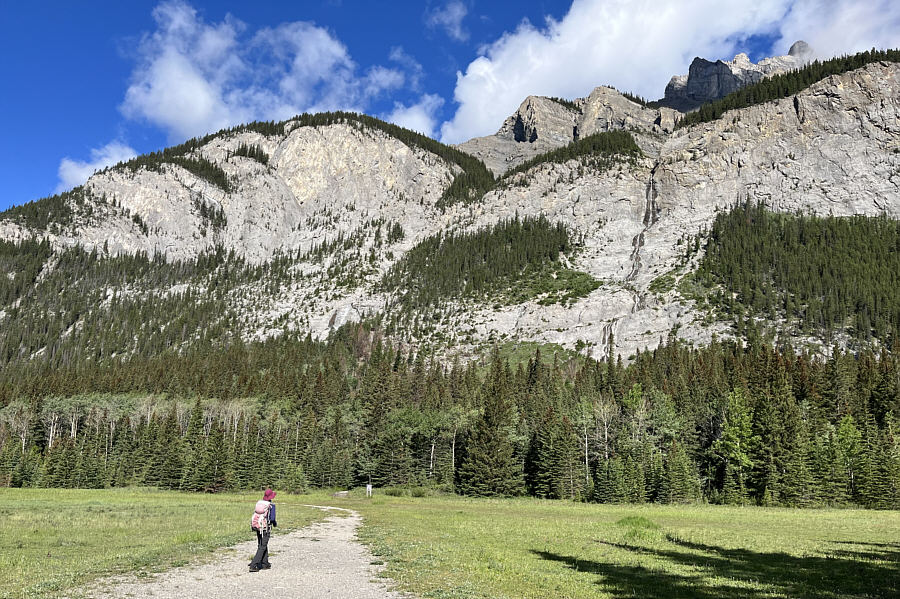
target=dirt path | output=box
[74,506,409,599]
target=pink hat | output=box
[263,488,276,501]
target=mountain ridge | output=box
[1,49,899,363]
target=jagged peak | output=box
[660,41,815,112]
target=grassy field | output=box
[0,488,324,599]
[328,492,900,599]
[3,489,898,599]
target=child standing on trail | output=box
[249,488,277,572]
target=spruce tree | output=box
[456,352,524,497]
[661,441,700,503]
[712,388,754,504]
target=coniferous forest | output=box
[697,201,900,344]
[2,204,900,507]
[0,323,898,509]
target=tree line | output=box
[0,325,897,509]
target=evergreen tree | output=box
[712,388,754,504]
[456,353,524,497]
[660,441,700,503]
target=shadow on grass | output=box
[532,537,898,599]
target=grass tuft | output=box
[616,515,660,529]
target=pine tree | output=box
[622,449,647,503]
[551,415,584,500]
[836,414,864,503]
[593,457,627,503]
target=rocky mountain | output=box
[660,40,815,112]
[1,48,899,364]
[457,42,813,176]
[458,88,679,176]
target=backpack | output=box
[251,499,270,531]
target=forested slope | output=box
[696,202,900,344]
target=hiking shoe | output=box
[261,563,271,569]
[249,566,260,572]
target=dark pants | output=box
[250,529,270,568]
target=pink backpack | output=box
[251,500,270,531]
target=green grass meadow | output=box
[0,488,324,599]
[2,489,898,599]
[333,493,900,599]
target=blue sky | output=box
[2,0,900,211]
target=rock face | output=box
[2,55,899,361]
[457,96,579,176]
[660,41,814,112]
[437,61,899,359]
[458,87,680,176]
[41,123,457,263]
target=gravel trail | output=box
[75,506,409,599]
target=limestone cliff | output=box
[458,87,679,176]
[1,55,898,361]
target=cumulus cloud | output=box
[57,142,137,192]
[426,1,469,42]
[121,1,247,140]
[774,0,900,57]
[386,94,445,137]
[121,1,409,140]
[439,0,900,143]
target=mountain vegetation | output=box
[0,240,299,368]
[231,143,269,165]
[116,148,232,192]
[696,201,900,345]
[380,216,597,311]
[547,96,579,112]
[0,186,95,232]
[0,324,898,509]
[501,130,642,183]
[676,48,900,129]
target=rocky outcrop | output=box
[445,61,900,359]
[660,41,814,112]
[457,96,578,176]
[35,123,458,263]
[458,87,681,176]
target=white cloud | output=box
[774,0,900,58]
[439,0,900,143]
[57,142,137,192]
[121,1,409,140]
[121,1,247,140]
[426,1,469,42]
[389,46,425,91]
[386,94,445,137]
